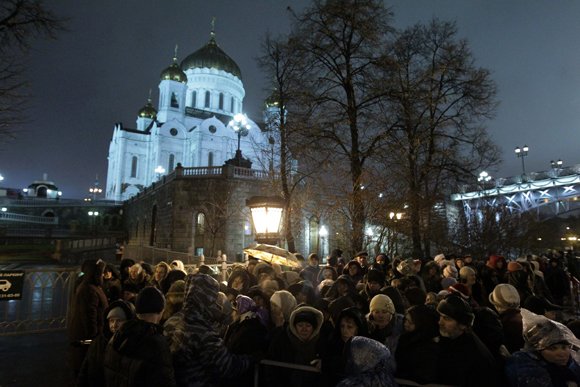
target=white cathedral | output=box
[105,29,275,201]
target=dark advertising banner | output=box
[0,271,25,300]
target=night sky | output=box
[2,1,580,199]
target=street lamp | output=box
[478,171,492,183]
[88,210,99,234]
[225,113,253,168]
[514,145,529,177]
[155,165,166,181]
[551,159,563,169]
[246,196,285,245]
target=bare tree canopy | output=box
[380,19,500,257]
[0,0,65,138]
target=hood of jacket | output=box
[288,305,324,341]
[182,273,222,322]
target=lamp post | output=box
[88,210,99,235]
[514,145,529,178]
[89,181,102,201]
[228,113,251,167]
[551,159,563,177]
[155,165,166,181]
[246,196,285,245]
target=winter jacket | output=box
[506,350,580,386]
[78,300,135,387]
[164,274,252,387]
[103,319,176,387]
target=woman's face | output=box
[231,276,245,291]
[295,321,314,341]
[541,343,572,366]
[348,265,359,276]
[371,309,392,328]
[340,316,358,342]
[404,313,416,332]
[323,269,334,280]
[154,266,167,282]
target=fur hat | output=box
[437,296,475,326]
[369,294,395,314]
[294,310,318,327]
[434,254,446,264]
[166,280,185,297]
[366,269,385,286]
[135,287,166,314]
[489,284,520,309]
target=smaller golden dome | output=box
[161,57,187,84]
[138,98,157,119]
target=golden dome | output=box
[138,98,157,119]
[181,32,242,80]
[161,57,187,83]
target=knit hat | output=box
[437,296,475,326]
[294,310,318,328]
[369,294,395,314]
[441,277,457,289]
[443,265,458,278]
[107,306,127,320]
[459,266,475,280]
[507,261,523,272]
[135,286,166,314]
[235,295,256,314]
[489,284,520,309]
[270,290,297,322]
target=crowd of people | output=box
[68,249,580,386]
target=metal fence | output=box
[0,262,234,336]
[0,267,77,335]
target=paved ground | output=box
[0,330,72,387]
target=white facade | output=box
[106,34,272,201]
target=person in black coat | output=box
[69,259,109,378]
[223,295,268,387]
[104,287,176,387]
[395,304,439,384]
[78,300,135,387]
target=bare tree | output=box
[380,19,500,258]
[0,0,64,138]
[284,0,395,253]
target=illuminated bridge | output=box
[451,165,580,219]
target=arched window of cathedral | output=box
[205,91,210,108]
[196,212,205,235]
[219,93,224,110]
[169,154,175,172]
[191,91,197,108]
[171,93,179,108]
[131,156,138,178]
[230,97,235,113]
[309,217,320,256]
[208,152,214,167]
